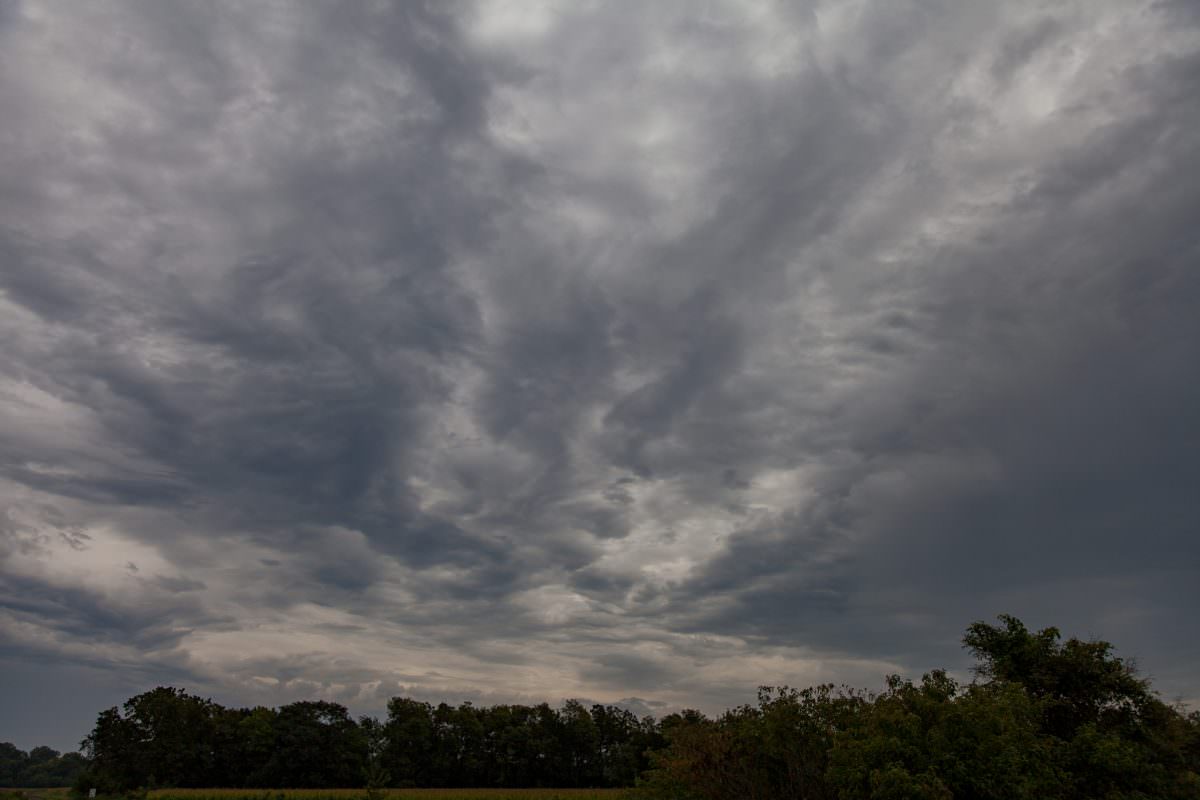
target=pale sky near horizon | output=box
[2,0,1199,753]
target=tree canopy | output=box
[642,616,1200,800]
[0,743,88,788]
[76,692,661,791]
[69,616,1199,798]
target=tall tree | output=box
[964,614,1153,739]
[381,697,435,787]
[121,687,218,787]
[258,701,367,788]
[0,743,27,787]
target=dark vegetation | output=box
[73,693,657,791]
[61,616,1199,798]
[0,744,87,788]
[641,616,1200,800]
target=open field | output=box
[153,792,628,800]
[151,792,627,800]
[4,792,628,800]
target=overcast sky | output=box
[2,0,1199,753]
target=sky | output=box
[1,0,1199,754]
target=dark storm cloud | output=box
[0,1,503,538]
[1,0,1198,751]
[579,652,678,694]
[675,32,1200,666]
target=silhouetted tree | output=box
[0,743,88,788]
[640,616,1200,800]
[67,618,1200,796]
[257,701,366,788]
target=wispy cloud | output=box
[2,0,1198,752]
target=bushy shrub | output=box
[637,617,1200,800]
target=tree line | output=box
[71,616,1200,798]
[641,616,1200,799]
[77,691,662,791]
[0,744,87,788]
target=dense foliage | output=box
[75,691,660,791]
[71,616,1200,797]
[143,790,622,799]
[641,615,1200,799]
[0,743,88,788]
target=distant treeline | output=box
[73,616,1200,798]
[0,743,87,788]
[78,692,660,791]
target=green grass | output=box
[149,791,628,800]
[6,788,631,800]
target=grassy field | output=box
[154,792,627,800]
[150,792,629,800]
[2,791,629,800]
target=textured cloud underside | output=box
[2,0,1199,751]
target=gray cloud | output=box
[2,0,1198,753]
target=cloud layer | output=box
[2,0,1199,751]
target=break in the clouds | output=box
[2,0,1199,752]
